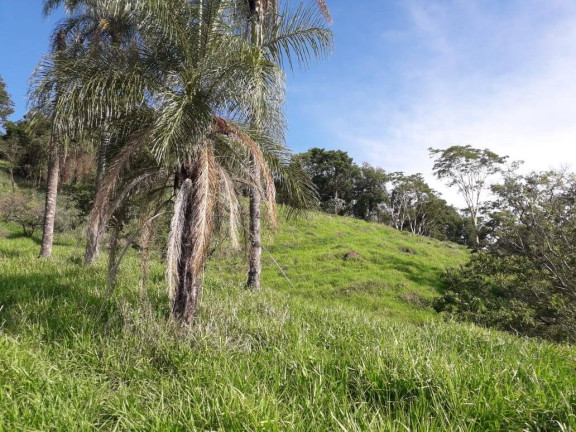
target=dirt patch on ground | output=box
[399,246,417,255]
[343,251,361,260]
[399,291,430,309]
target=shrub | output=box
[434,253,576,342]
[0,192,44,236]
[0,190,82,237]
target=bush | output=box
[0,190,82,237]
[0,192,44,236]
[434,253,576,342]
[54,194,83,232]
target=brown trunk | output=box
[246,157,262,290]
[84,219,102,265]
[171,215,202,325]
[39,137,60,258]
[171,161,213,325]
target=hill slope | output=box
[0,202,575,430]
[212,210,468,321]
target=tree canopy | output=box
[429,145,509,245]
[0,75,14,129]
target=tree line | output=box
[290,147,475,245]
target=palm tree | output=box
[37,0,138,259]
[37,28,67,258]
[35,0,331,324]
[60,0,274,323]
[241,0,332,290]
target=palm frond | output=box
[212,117,276,223]
[188,144,218,275]
[263,2,333,71]
[217,165,241,248]
[42,0,83,16]
[87,129,150,241]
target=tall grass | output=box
[0,216,575,430]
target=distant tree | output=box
[489,169,576,293]
[429,145,508,246]
[296,148,360,214]
[1,118,52,187]
[0,75,15,130]
[386,173,435,235]
[1,122,21,192]
[352,163,388,221]
[382,172,466,242]
[424,198,469,244]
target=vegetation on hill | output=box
[435,169,576,343]
[214,209,468,321]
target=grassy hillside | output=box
[0,188,575,430]
[214,211,468,321]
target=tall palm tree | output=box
[37,0,138,259]
[37,28,67,258]
[241,0,332,290]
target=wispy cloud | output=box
[302,0,576,205]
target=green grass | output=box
[0,208,575,430]
[217,211,468,321]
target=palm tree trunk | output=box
[39,136,60,258]
[169,151,215,325]
[84,127,111,265]
[245,1,265,291]
[171,196,202,324]
[95,127,111,193]
[246,156,262,290]
[84,217,102,265]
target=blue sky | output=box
[1,0,575,204]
